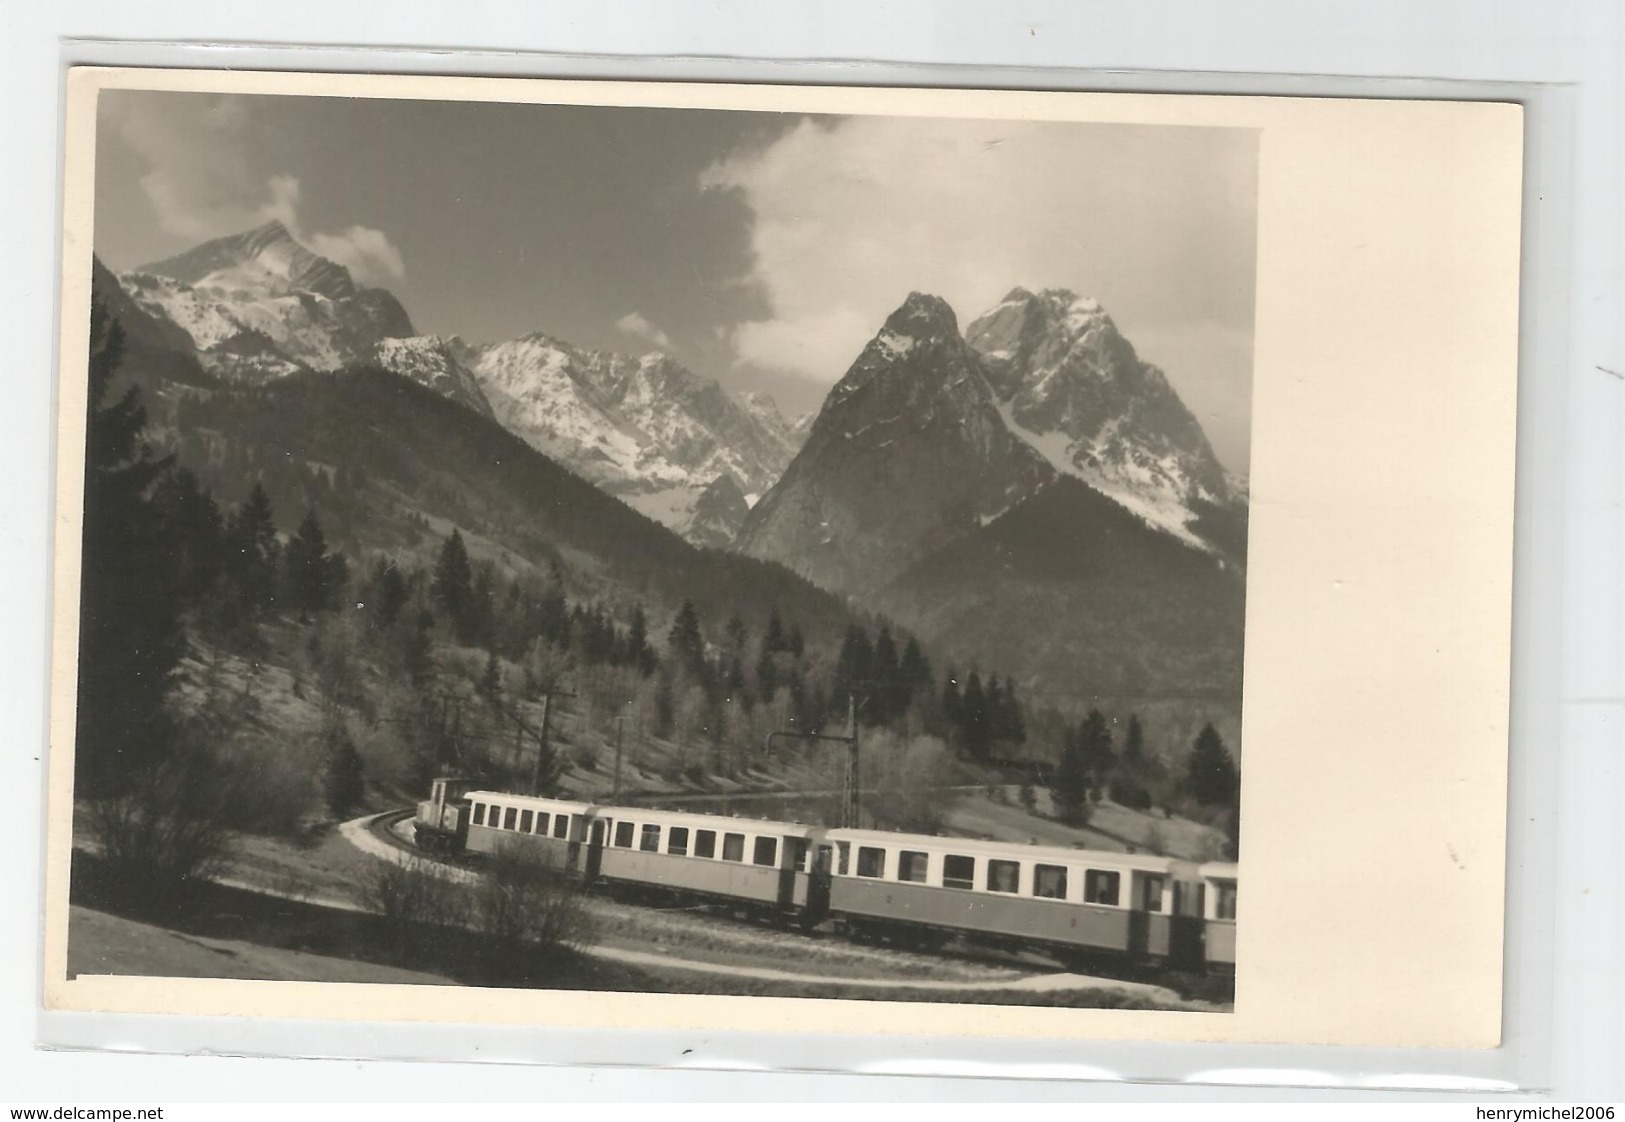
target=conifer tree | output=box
[667,600,706,676]
[537,586,569,649]
[1123,714,1146,768]
[1053,727,1091,825]
[431,528,476,643]
[285,509,343,620]
[1187,723,1240,806]
[150,467,224,605]
[404,609,435,687]
[322,723,366,817]
[723,615,749,697]
[764,608,786,653]
[374,561,408,628]
[624,605,656,676]
[831,624,873,721]
[942,671,962,728]
[1078,707,1115,789]
[960,671,991,759]
[478,651,502,701]
[899,637,932,703]
[225,482,281,619]
[755,640,780,702]
[75,303,185,796]
[872,626,902,723]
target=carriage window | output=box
[533,812,550,835]
[640,824,661,852]
[694,830,717,859]
[502,806,518,831]
[519,810,533,834]
[554,814,570,839]
[897,851,929,883]
[987,859,1020,894]
[836,841,850,875]
[792,838,810,871]
[667,827,689,856]
[942,854,976,890]
[753,837,778,867]
[856,846,886,878]
[722,833,745,862]
[472,803,486,826]
[1033,864,1068,900]
[1142,875,1166,912]
[1085,870,1121,906]
[1214,883,1237,920]
[614,821,634,848]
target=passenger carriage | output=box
[820,828,1212,967]
[1199,860,1239,969]
[463,790,595,872]
[588,804,824,917]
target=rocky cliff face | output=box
[103,221,800,546]
[966,287,1238,546]
[117,221,417,384]
[735,292,1055,594]
[371,336,493,418]
[463,333,798,544]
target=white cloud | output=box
[108,93,406,286]
[615,312,673,350]
[309,225,407,285]
[699,116,1257,425]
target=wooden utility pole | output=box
[533,685,578,795]
[486,686,577,796]
[611,715,626,802]
[765,693,862,827]
[844,694,860,830]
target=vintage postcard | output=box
[44,68,1522,1049]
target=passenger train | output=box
[414,777,1237,971]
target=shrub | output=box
[473,840,595,954]
[86,740,243,902]
[361,856,471,955]
[229,735,321,838]
[1109,776,1154,812]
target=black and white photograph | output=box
[60,76,1257,1015]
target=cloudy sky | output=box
[95,91,1257,471]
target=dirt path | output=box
[584,942,1183,998]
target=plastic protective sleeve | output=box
[20,25,1621,1101]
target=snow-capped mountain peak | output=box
[117,222,415,384]
[463,330,800,545]
[965,286,1237,546]
[141,220,357,302]
[371,336,494,418]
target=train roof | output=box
[823,826,1189,873]
[466,790,594,812]
[462,787,1231,880]
[591,802,813,836]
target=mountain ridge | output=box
[106,222,803,545]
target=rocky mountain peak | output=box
[371,335,494,418]
[965,288,1237,547]
[883,291,960,340]
[737,292,1054,593]
[140,220,357,303]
